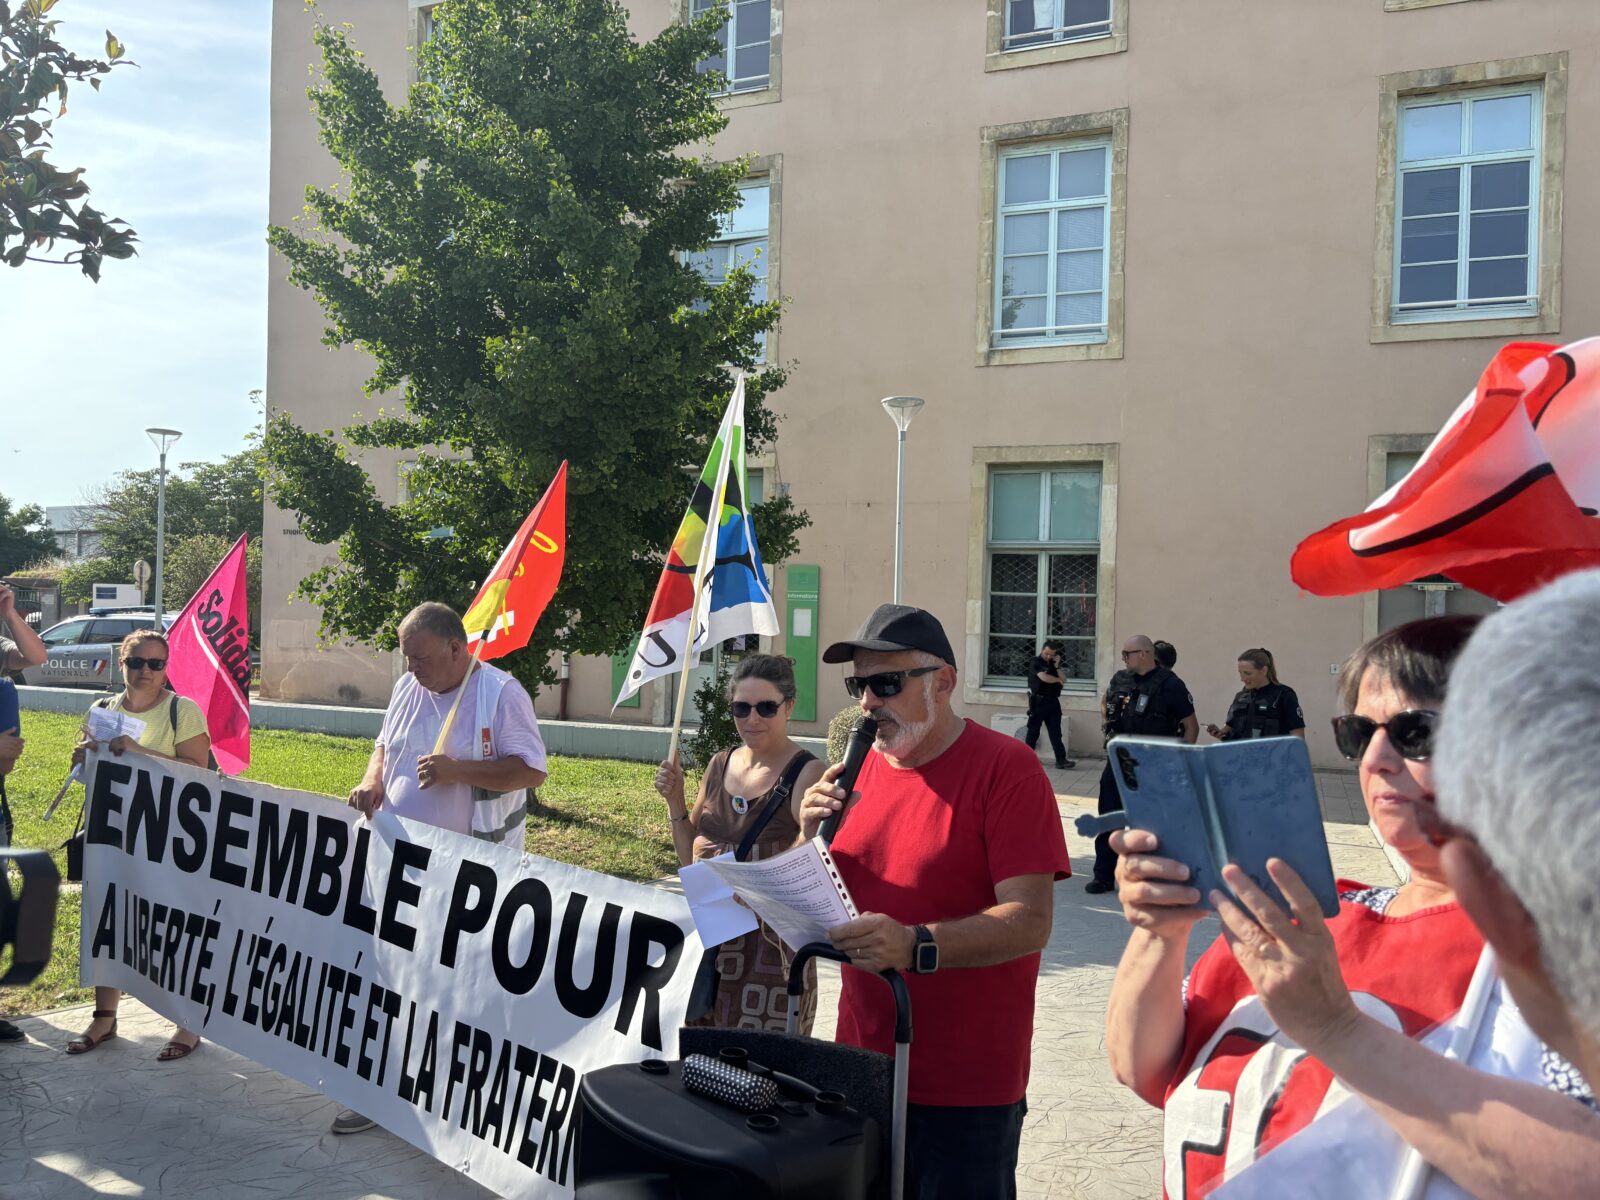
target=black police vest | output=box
[1107,668,1185,737]
[1226,684,1285,739]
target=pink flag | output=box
[166,534,252,774]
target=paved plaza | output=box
[1,763,1392,1199]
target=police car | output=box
[19,610,175,690]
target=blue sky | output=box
[2,0,269,510]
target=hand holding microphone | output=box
[800,716,878,843]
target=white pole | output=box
[893,427,906,605]
[153,448,169,617]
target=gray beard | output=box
[873,678,938,757]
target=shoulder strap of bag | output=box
[736,750,817,862]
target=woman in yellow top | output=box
[66,629,212,1061]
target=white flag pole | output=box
[666,384,740,765]
[1386,945,1499,1200]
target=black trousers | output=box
[904,1099,1027,1200]
[1024,699,1067,765]
[1093,761,1121,882]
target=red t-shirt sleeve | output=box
[983,749,1073,883]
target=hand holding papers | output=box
[689,837,858,953]
[45,706,148,820]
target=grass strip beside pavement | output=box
[1,709,678,1017]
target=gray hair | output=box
[1435,569,1600,1043]
[398,601,467,644]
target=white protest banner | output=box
[79,750,704,1199]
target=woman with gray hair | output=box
[1105,615,1599,1198]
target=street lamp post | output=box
[880,396,925,605]
[146,427,183,618]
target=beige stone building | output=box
[264,0,1597,767]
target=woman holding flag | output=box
[654,654,825,1032]
[66,629,213,1061]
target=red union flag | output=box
[167,534,252,774]
[463,461,567,661]
[1292,338,1600,602]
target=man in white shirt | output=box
[334,601,547,1133]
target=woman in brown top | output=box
[655,654,827,1033]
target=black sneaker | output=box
[1084,878,1116,895]
[0,1020,23,1043]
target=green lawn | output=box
[2,709,679,1017]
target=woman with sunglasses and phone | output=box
[654,654,826,1032]
[65,629,212,1061]
[1100,616,1600,1197]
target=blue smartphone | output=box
[1090,735,1340,918]
[0,677,18,739]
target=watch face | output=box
[916,941,938,973]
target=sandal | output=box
[65,1010,119,1055]
[157,1033,201,1062]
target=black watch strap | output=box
[912,924,938,974]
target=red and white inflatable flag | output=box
[166,534,252,774]
[1292,338,1600,602]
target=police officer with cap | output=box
[1206,647,1306,743]
[1088,634,1197,893]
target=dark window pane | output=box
[987,636,1036,679]
[1047,594,1096,637]
[1467,257,1528,302]
[698,48,726,78]
[1054,639,1095,680]
[733,41,768,85]
[1469,210,1529,259]
[990,594,1038,635]
[1399,215,1458,265]
[1401,168,1460,218]
[1048,553,1098,594]
[1399,263,1458,305]
[1063,0,1112,37]
[1471,160,1530,211]
[1006,0,1050,46]
[989,552,1039,595]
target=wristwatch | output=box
[911,925,939,974]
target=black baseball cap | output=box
[823,604,957,667]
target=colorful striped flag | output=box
[615,379,778,707]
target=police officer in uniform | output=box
[1088,634,1197,893]
[1206,647,1306,742]
[1025,639,1076,770]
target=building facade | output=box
[263,0,1597,765]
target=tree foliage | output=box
[90,444,265,582]
[264,0,805,696]
[0,491,59,574]
[163,533,262,631]
[57,554,112,604]
[0,0,137,279]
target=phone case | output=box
[1099,735,1340,918]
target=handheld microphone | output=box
[820,716,877,844]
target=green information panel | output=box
[786,564,820,723]
[611,638,640,709]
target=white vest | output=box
[469,663,533,850]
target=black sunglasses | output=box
[730,699,783,719]
[124,656,167,672]
[1330,709,1438,762]
[843,666,939,700]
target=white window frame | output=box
[689,180,770,354]
[1391,82,1543,325]
[1002,0,1113,53]
[691,0,771,96]
[982,466,1102,689]
[992,138,1112,349]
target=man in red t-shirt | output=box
[800,604,1072,1200]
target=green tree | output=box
[0,492,59,574]
[162,533,261,634]
[0,0,137,279]
[58,554,115,604]
[91,443,265,581]
[263,0,802,696]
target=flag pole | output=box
[666,417,735,765]
[433,632,489,756]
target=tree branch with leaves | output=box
[0,0,137,279]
